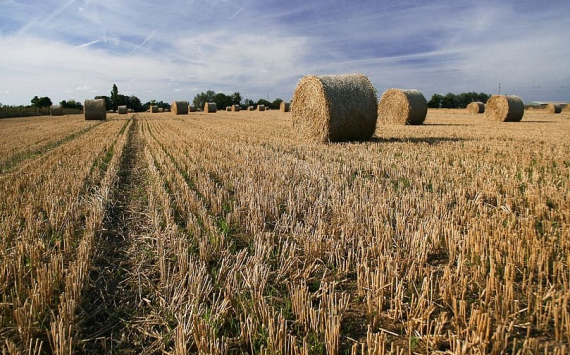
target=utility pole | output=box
[498,83,501,95]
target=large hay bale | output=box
[467,101,485,114]
[50,105,64,116]
[231,104,241,112]
[84,99,106,120]
[189,105,197,113]
[280,102,291,112]
[291,73,378,143]
[485,95,524,122]
[257,104,266,111]
[377,89,427,125]
[150,105,158,113]
[172,101,189,115]
[118,105,128,114]
[205,102,217,113]
[546,103,562,114]
[247,106,254,111]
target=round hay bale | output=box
[247,106,254,111]
[231,104,241,112]
[128,108,133,113]
[150,105,158,113]
[50,105,64,116]
[84,99,107,120]
[546,103,562,114]
[257,104,266,111]
[377,89,427,125]
[467,101,485,114]
[118,105,128,114]
[226,106,232,111]
[172,101,189,115]
[204,102,217,113]
[485,95,524,122]
[291,73,378,143]
[280,102,291,112]
[158,108,164,113]
[189,105,197,113]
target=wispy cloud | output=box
[0,0,568,105]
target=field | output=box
[0,108,569,354]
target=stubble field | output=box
[0,108,569,354]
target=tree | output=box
[256,99,271,108]
[214,93,232,110]
[127,95,144,112]
[427,94,444,108]
[271,98,283,110]
[110,84,119,110]
[59,99,83,110]
[231,92,242,105]
[243,98,254,108]
[193,90,216,110]
[31,96,52,108]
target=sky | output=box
[1,0,569,106]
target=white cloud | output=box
[0,0,568,104]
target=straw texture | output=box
[280,102,291,112]
[377,89,427,125]
[205,102,217,113]
[485,95,524,122]
[50,105,63,116]
[172,101,189,115]
[84,99,106,120]
[291,74,378,143]
[467,102,485,114]
[546,103,562,114]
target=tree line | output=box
[5,86,493,117]
[192,90,285,110]
[427,92,491,109]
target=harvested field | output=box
[1,109,569,354]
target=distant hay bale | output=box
[150,106,158,113]
[172,101,189,115]
[50,105,63,116]
[158,108,164,113]
[189,105,197,112]
[377,89,427,125]
[257,104,266,111]
[204,102,217,113]
[226,106,231,111]
[247,106,254,111]
[291,73,378,143]
[128,108,133,113]
[485,95,524,122]
[231,104,241,112]
[546,103,562,114]
[118,105,128,114]
[280,102,291,112]
[84,99,106,120]
[467,101,485,114]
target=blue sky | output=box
[1,0,569,106]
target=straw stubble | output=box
[291,74,378,143]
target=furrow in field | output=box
[0,118,130,353]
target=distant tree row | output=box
[427,92,491,109]
[192,91,285,110]
[95,84,146,112]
